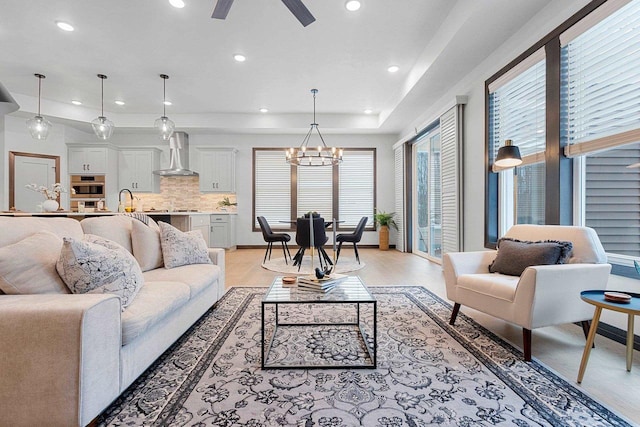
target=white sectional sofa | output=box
[0,215,225,427]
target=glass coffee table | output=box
[261,275,377,369]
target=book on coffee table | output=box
[297,273,347,291]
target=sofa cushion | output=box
[120,281,191,345]
[131,219,164,271]
[143,263,220,298]
[158,221,211,269]
[0,231,70,295]
[489,238,573,276]
[56,235,144,310]
[80,216,134,254]
[458,273,520,302]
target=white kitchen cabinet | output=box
[118,149,161,193]
[68,147,108,174]
[197,148,237,193]
[210,214,237,249]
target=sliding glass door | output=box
[413,128,442,260]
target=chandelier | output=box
[286,89,342,167]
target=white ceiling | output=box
[1,0,553,135]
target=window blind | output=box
[562,0,640,156]
[394,144,406,252]
[339,150,374,228]
[489,56,546,163]
[297,165,333,219]
[254,150,291,229]
[440,105,463,254]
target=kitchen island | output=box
[0,211,237,249]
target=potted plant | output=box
[374,209,398,251]
[217,196,237,211]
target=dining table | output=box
[279,218,345,264]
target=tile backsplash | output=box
[131,176,237,212]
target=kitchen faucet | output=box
[118,188,134,212]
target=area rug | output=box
[262,255,365,275]
[99,287,632,426]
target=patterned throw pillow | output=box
[158,221,211,269]
[489,237,573,276]
[56,234,144,311]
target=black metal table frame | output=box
[261,299,377,369]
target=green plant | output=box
[374,210,398,230]
[217,196,237,207]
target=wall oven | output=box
[70,175,106,212]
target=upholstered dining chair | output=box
[335,216,368,265]
[257,216,292,264]
[293,216,332,271]
[443,224,611,361]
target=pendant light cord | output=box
[163,77,166,117]
[37,76,42,116]
[101,77,104,117]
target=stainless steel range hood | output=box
[153,131,199,176]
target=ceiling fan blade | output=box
[281,0,316,27]
[211,0,234,19]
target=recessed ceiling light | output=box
[71,100,82,106]
[114,100,125,106]
[364,109,373,114]
[259,108,269,113]
[387,65,399,73]
[55,21,74,32]
[234,54,246,62]
[345,1,361,11]
[163,100,172,106]
[169,0,185,8]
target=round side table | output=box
[577,290,640,383]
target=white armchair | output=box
[443,224,611,361]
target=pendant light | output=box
[154,74,175,140]
[285,89,343,167]
[26,73,52,140]
[91,74,114,140]
[495,139,522,168]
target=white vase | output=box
[42,199,59,212]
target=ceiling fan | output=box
[211,0,316,27]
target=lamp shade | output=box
[26,115,52,140]
[0,81,19,115]
[495,139,522,168]
[91,116,115,140]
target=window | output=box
[488,50,546,234]
[253,148,376,230]
[562,0,640,265]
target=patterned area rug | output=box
[262,256,365,275]
[99,287,631,426]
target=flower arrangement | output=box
[25,183,68,200]
[217,196,237,207]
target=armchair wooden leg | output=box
[449,303,461,325]
[581,320,595,348]
[523,328,532,361]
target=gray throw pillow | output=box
[489,237,573,276]
[56,234,144,310]
[158,221,212,269]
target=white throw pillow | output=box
[158,221,211,269]
[131,219,164,271]
[56,235,144,310]
[0,231,69,294]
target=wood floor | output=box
[226,248,640,424]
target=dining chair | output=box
[257,216,292,264]
[335,216,368,264]
[293,216,332,271]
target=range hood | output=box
[153,131,199,176]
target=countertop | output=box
[0,211,237,217]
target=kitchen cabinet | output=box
[210,214,236,249]
[118,149,161,193]
[197,148,237,193]
[68,147,108,174]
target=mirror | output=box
[9,151,60,211]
